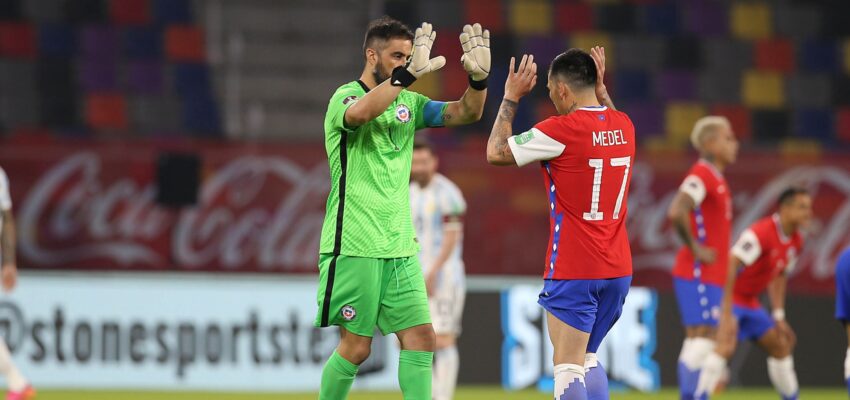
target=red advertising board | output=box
[1,139,848,293]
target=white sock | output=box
[0,338,27,392]
[767,356,799,397]
[845,348,850,380]
[554,363,586,398]
[696,352,727,396]
[433,345,459,400]
[679,337,715,370]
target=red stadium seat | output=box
[555,2,593,33]
[755,38,795,72]
[711,104,753,143]
[0,22,35,59]
[86,93,129,130]
[165,25,205,62]
[110,0,151,25]
[464,0,505,33]
[837,108,850,143]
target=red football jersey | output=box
[730,214,803,308]
[507,106,636,280]
[671,161,733,286]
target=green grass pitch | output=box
[32,387,845,399]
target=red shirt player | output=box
[666,116,738,400]
[487,48,633,400]
[698,188,812,400]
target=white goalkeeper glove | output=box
[460,23,490,87]
[392,22,446,87]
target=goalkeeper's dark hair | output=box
[363,16,414,54]
[778,186,809,207]
[549,48,597,90]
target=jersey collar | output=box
[697,159,724,180]
[577,105,608,111]
[772,213,791,244]
[356,80,371,93]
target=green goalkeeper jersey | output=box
[320,80,446,258]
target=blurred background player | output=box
[486,46,635,400]
[667,116,739,400]
[314,16,489,399]
[0,167,34,400]
[698,187,812,400]
[836,245,850,397]
[409,138,467,400]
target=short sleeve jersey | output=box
[320,80,446,258]
[507,106,636,280]
[730,215,803,308]
[409,173,466,275]
[672,160,733,286]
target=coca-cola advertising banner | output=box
[1,140,848,293]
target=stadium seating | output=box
[0,0,219,137]
[410,0,850,147]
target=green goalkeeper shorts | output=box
[314,254,431,337]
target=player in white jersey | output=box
[410,138,466,400]
[0,167,35,400]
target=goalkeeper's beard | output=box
[373,60,391,84]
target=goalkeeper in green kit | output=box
[315,16,490,399]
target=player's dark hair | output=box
[413,136,434,153]
[549,48,597,90]
[778,187,809,207]
[363,16,414,55]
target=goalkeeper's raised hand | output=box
[460,23,490,88]
[392,22,446,87]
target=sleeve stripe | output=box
[508,127,566,167]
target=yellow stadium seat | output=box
[742,70,785,109]
[731,2,772,40]
[511,0,553,35]
[409,70,441,100]
[665,103,707,145]
[568,32,614,69]
[779,138,822,157]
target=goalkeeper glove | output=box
[460,23,490,89]
[391,22,446,87]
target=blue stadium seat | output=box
[152,0,190,24]
[798,39,838,73]
[643,3,679,35]
[181,92,220,134]
[123,26,162,59]
[795,109,834,142]
[39,24,75,57]
[173,62,211,97]
[613,69,652,102]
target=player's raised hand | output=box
[460,23,490,81]
[406,22,446,79]
[590,46,616,109]
[504,54,537,101]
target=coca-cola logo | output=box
[19,152,329,272]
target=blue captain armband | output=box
[423,101,448,128]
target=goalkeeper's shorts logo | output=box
[341,305,357,321]
[396,104,411,123]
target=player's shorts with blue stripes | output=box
[538,276,631,353]
[732,304,774,341]
[673,277,723,327]
[835,247,850,322]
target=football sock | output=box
[433,345,459,400]
[696,352,726,398]
[399,350,433,400]
[767,356,799,400]
[584,353,608,400]
[0,338,27,392]
[318,351,358,400]
[554,363,588,400]
[678,337,715,400]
